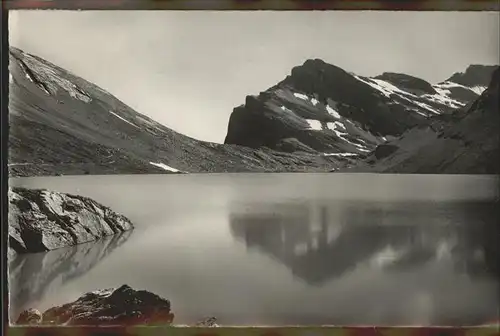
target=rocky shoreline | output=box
[7,188,186,327]
[7,188,216,327]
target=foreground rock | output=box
[15,285,174,326]
[9,187,134,254]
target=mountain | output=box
[224,59,495,162]
[8,47,339,176]
[8,47,498,176]
[344,67,499,174]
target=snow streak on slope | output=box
[353,74,490,116]
[109,111,140,129]
[275,89,376,153]
[293,92,309,100]
[149,162,183,173]
[326,104,341,119]
[435,81,487,94]
[353,75,442,115]
[423,87,465,109]
[306,119,323,131]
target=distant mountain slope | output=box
[345,67,500,174]
[8,47,498,176]
[224,59,492,159]
[8,47,340,176]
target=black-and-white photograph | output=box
[7,10,500,327]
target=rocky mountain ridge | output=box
[8,47,499,175]
[224,59,496,159]
[342,68,500,174]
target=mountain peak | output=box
[302,58,328,67]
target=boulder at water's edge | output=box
[8,187,134,254]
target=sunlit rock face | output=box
[8,187,134,254]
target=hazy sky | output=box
[9,11,499,143]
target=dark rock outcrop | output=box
[15,285,174,326]
[8,187,134,254]
[373,143,399,160]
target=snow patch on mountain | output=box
[149,162,182,173]
[326,104,341,119]
[354,75,415,99]
[470,86,487,95]
[109,111,140,129]
[293,92,309,100]
[348,141,371,153]
[306,119,323,131]
[435,81,487,96]
[423,87,465,109]
[326,121,347,136]
[354,75,474,115]
[323,152,359,157]
[411,100,441,115]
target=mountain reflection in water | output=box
[229,200,499,287]
[8,174,499,326]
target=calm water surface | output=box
[8,174,500,326]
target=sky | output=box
[8,10,500,143]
